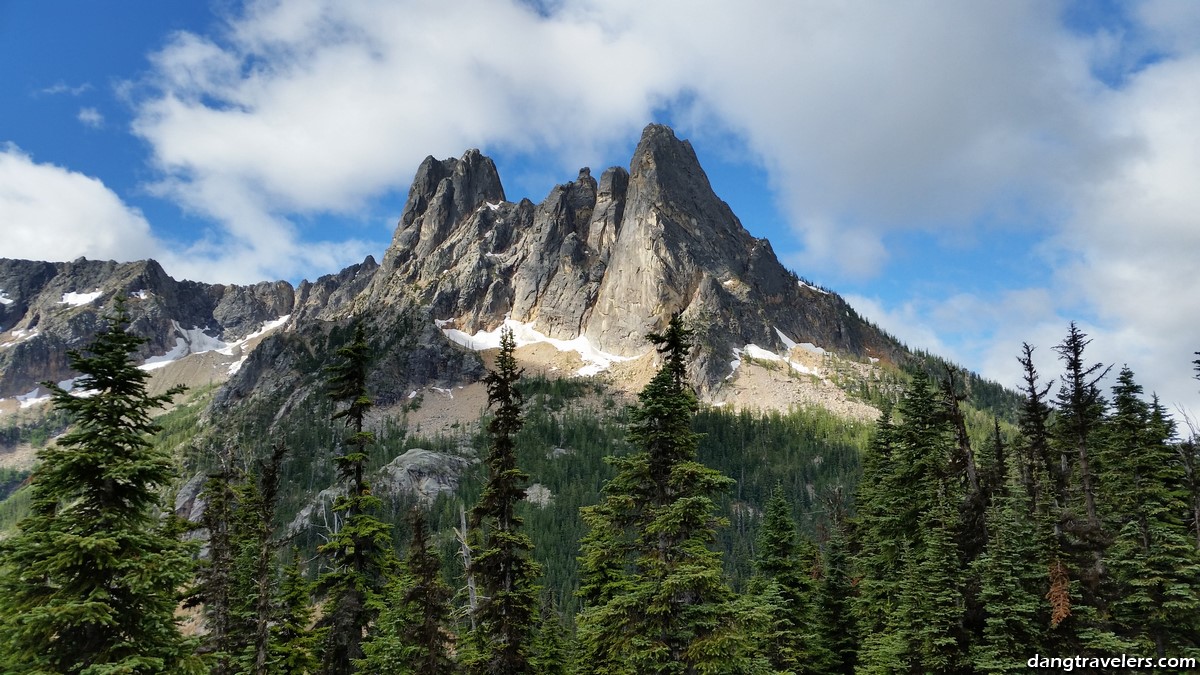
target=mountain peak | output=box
[363,124,900,392]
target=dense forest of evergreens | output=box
[0,305,1198,673]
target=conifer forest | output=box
[1,305,1199,673]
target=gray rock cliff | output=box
[360,124,902,392]
[0,258,296,399]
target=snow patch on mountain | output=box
[729,341,825,379]
[0,290,13,306]
[0,329,39,350]
[60,290,102,306]
[798,342,827,355]
[140,314,292,373]
[140,322,228,371]
[16,387,50,409]
[774,327,798,351]
[438,318,637,377]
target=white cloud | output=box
[109,0,1198,411]
[0,144,371,285]
[77,107,104,128]
[125,1,1140,282]
[0,145,160,262]
[1049,49,1200,418]
[36,81,92,97]
[131,0,677,225]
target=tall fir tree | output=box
[1048,323,1122,656]
[750,484,828,674]
[467,327,542,675]
[530,596,569,675]
[1052,323,1109,538]
[191,455,243,674]
[360,507,457,674]
[970,478,1049,672]
[269,551,321,674]
[1102,369,1200,657]
[242,442,289,674]
[0,298,201,673]
[316,321,397,674]
[814,517,857,674]
[575,315,751,674]
[1016,343,1057,517]
[854,372,967,673]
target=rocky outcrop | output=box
[362,124,903,392]
[0,258,296,399]
[1,123,904,404]
[286,448,474,534]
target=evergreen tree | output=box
[575,315,750,674]
[854,372,967,673]
[467,327,541,674]
[814,518,856,674]
[1102,369,1200,657]
[750,484,827,674]
[242,442,289,674]
[971,479,1048,672]
[360,508,457,674]
[1049,324,1120,655]
[1052,322,1109,537]
[0,299,201,673]
[897,494,966,673]
[531,596,568,675]
[316,321,397,674]
[850,408,899,650]
[269,551,321,674]
[1016,343,1056,516]
[191,456,243,674]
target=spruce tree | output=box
[854,372,966,673]
[1052,323,1109,537]
[316,321,397,674]
[531,596,568,675]
[1049,324,1121,655]
[270,551,321,674]
[467,327,541,674]
[242,442,289,674]
[970,479,1048,672]
[575,315,750,674]
[1102,370,1200,656]
[897,494,966,672]
[0,299,201,673]
[1016,343,1056,516]
[360,507,457,674]
[814,519,857,674]
[191,458,243,674]
[750,484,827,674]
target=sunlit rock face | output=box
[363,123,901,394]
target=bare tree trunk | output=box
[457,503,478,631]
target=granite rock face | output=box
[0,258,297,399]
[1,124,904,404]
[361,124,902,392]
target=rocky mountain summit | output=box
[1,124,904,416]
[363,123,901,393]
[0,258,295,401]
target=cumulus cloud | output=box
[0,145,160,262]
[77,107,104,128]
[125,1,1140,281]
[132,0,677,221]
[112,0,1199,411]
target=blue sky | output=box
[2,0,1199,418]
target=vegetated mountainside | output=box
[0,123,1021,606]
